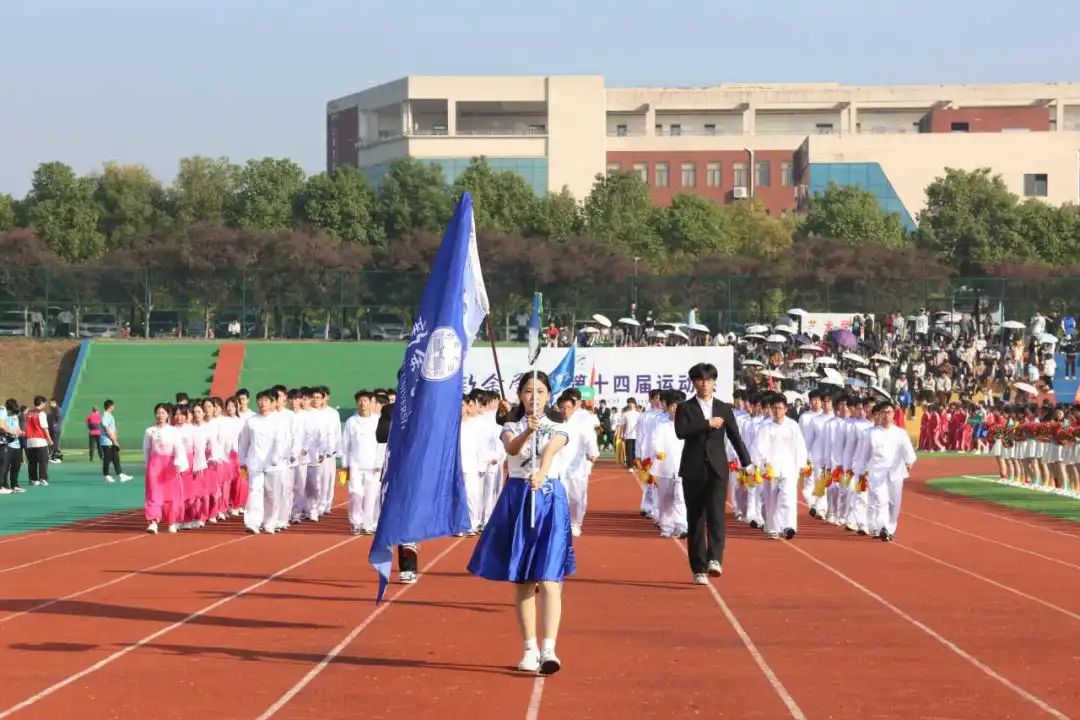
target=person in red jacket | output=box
[25,396,54,487]
[86,406,102,462]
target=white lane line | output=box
[0,536,248,625]
[786,542,1068,720]
[524,677,546,720]
[0,535,360,720]
[254,537,465,720]
[905,511,1080,572]
[0,535,143,575]
[893,542,1080,624]
[913,481,1080,541]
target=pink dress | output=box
[142,424,187,526]
[178,424,200,523]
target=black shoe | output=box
[783,528,796,540]
[808,508,818,518]
[879,528,889,542]
[639,511,648,517]
[749,520,760,530]
[857,529,867,536]
[677,532,688,540]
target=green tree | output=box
[527,187,583,240]
[23,161,106,261]
[93,163,167,249]
[0,194,15,231]
[915,168,1026,274]
[375,158,453,239]
[452,157,539,233]
[660,194,735,257]
[229,157,307,233]
[582,171,662,258]
[296,167,383,245]
[801,183,907,248]
[724,198,793,260]
[168,156,239,227]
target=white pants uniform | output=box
[847,485,869,532]
[801,463,817,508]
[246,468,285,532]
[656,474,688,536]
[305,465,323,520]
[641,481,657,519]
[565,472,589,529]
[481,466,502,526]
[826,472,842,521]
[868,477,904,535]
[291,465,308,522]
[243,471,268,532]
[763,474,798,535]
[318,457,336,515]
[275,465,295,530]
[465,470,485,530]
[347,467,381,531]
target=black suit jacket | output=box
[674,397,751,483]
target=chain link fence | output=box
[0,266,1075,341]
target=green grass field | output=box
[0,453,146,536]
[927,476,1080,524]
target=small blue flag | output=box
[369,192,489,601]
[548,344,576,403]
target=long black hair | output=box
[503,371,564,423]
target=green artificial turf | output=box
[927,476,1080,524]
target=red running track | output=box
[0,455,1078,719]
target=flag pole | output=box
[484,314,506,402]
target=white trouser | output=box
[243,471,267,532]
[656,474,687,536]
[481,466,502,525]
[305,465,322,520]
[801,459,816,507]
[847,487,868,530]
[275,465,295,529]
[762,475,796,535]
[465,470,485,530]
[743,482,763,525]
[319,457,336,514]
[868,477,904,535]
[826,470,842,518]
[250,468,284,531]
[347,467,381,530]
[565,472,589,529]
[640,480,655,516]
[291,465,308,521]
[732,472,747,519]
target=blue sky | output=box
[2,0,1078,196]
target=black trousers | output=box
[0,446,21,489]
[624,439,636,468]
[398,545,418,573]
[26,446,50,484]
[101,446,122,476]
[88,435,100,460]
[1067,356,1077,376]
[683,466,729,574]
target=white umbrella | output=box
[787,308,808,317]
[935,311,963,322]
[799,344,824,354]
[816,356,837,366]
[824,367,844,382]
[657,322,685,330]
[842,352,868,365]
[743,333,766,342]
[746,324,770,334]
[742,359,764,367]
[774,324,797,334]
[761,369,786,379]
[581,326,600,335]
[1013,381,1038,395]
[618,317,640,327]
[687,322,710,334]
[1039,333,1058,345]
[783,390,803,404]
[820,377,844,387]
[1001,320,1025,330]
[647,329,668,338]
[766,334,788,344]
[669,329,689,340]
[870,353,893,364]
[791,358,813,365]
[592,313,612,328]
[855,367,876,378]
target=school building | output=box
[326,76,1080,230]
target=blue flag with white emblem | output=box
[369,192,489,601]
[547,344,576,403]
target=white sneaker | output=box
[571,525,582,537]
[707,560,722,577]
[0,488,11,495]
[146,521,159,534]
[40,480,49,486]
[208,517,218,524]
[517,648,541,672]
[351,525,362,536]
[539,648,562,676]
[399,571,417,584]
[12,487,25,494]
[229,509,240,517]
[167,524,180,533]
[692,573,709,585]
[105,475,116,484]
[119,474,133,482]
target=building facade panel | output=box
[327,106,359,173]
[924,106,1051,133]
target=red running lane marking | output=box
[0,535,143,575]
[0,510,143,545]
[0,535,360,720]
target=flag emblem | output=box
[421,327,463,381]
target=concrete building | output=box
[327,77,1080,229]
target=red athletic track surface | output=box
[2,455,1080,720]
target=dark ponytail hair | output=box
[153,402,173,417]
[505,371,563,423]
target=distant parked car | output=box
[358,312,407,341]
[0,310,27,336]
[146,310,183,337]
[78,312,120,338]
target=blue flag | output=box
[548,344,576,403]
[369,192,489,601]
[527,292,543,364]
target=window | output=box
[706,162,722,187]
[681,162,697,188]
[1024,173,1048,197]
[616,124,628,137]
[950,122,970,132]
[606,162,622,175]
[655,124,663,135]
[704,123,716,136]
[780,162,793,187]
[755,161,771,187]
[733,162,748,188]
[655,162,669,188]
[816,123,834,135]
[670,124,682,137]
[633,162,649,184]
[527,124,546,135]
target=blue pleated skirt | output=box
[467,477,576,583]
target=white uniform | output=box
[478,409,505,526]
[752,416,809,536]
[239,413,282,533]
[825,416,851,523]
[839,417,872,527]
[857,425,917,537]
[809,412,835,519]
[341,412,383,532]
[735,413,766,526]
[562,409,600,532]
[634,408,658,519]
[319,406,343,516]
[460,415,486,531]
[846,421,877,533]
[799,409,822,506]
[651,414,687,537]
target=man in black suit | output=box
[674,362,752,585]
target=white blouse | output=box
[501,415,569,478]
